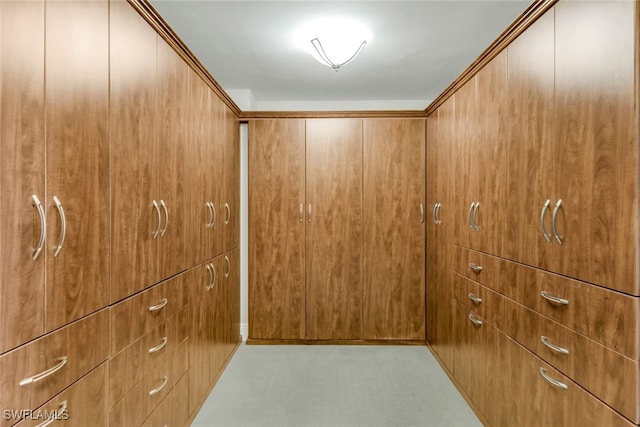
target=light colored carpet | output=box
[191,344,482,427]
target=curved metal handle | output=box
[160,200,169,236]
[435,203,443,224]
[52,196,66,257]
[32,194,46,260]
[552,199,563,244]
[420,204,424,223]
[468,313,483,326]
[224,202,230,225]
[225,255,230,278]
[205,263,213,290]
[468,202,475,230]
[148,336,168,354]
[472,202,480,231]
[468,293,483,304]
[19,357,68,386]
[432,203,438,224]
[35,400,68,427]
[299,203,304,223]
[211,202,216,227]
[148,298,168,312]
[540,291,569,306]
[149,375,168,396]
[539,367,568,390]
[207,264,217,291]
[541,336,569,355]
[540,199,551,242]
[206,202,214,228]
[468,263,483,273]
[152,200,161,239]
[308,204,312,223]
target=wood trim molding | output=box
[246,338,427,345]
[425,0,558,116]
[240,110,428,120]
[128,0,242,116]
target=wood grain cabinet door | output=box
[0,0,46,353]
[305,118,363,340]
[362,119,425,340]
[248,119,306,340]
[221,103,240,252]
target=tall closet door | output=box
[363,119,425,340]
[0,0,45,353]
[248,119,305,340]
[209,94,226,257]
[305,119,363,340]
[110,0,158,302]
[44,0,109,331]
[221,102,240,252]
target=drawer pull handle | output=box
[539,367,568,390]
[148,337,168,354]
[149,375,168,396]
[468,263,483,273]
[52,196,66,257]
[32,194,46,260]
[552,199,563,245]
[160,200,169,236]
[540,291,569,305]
[468,313,483,326]
[35,400,68,427]
[540,199,552,242]
[224,202,231,225]
[468,293,482,304]
[19,357,68,386]
[148,298,168,312]
[541,336,569,355]
[225,255,231,278]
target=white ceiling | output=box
[150,0,531,111]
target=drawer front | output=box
[12,363,109,427]
[453,273,506,330]
[109,340,188,427]
[453,245,507,295]
[0,309,109,422]
[141,374,189,427]
[111,272,187,354]
[506,298,638,423]
[109,307,188,406]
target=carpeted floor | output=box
[191,344,481,427]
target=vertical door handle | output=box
[152,200,161,239]
[224,202,231,225]
[159,200,169,236]
[432,203,439,224]
[420,204,424,223]
[308,204,312,223]
[205,264,213,290]
[435,203,442,224]
[552,199,563,245]
[225,255,231,278]
[468,202,475,230]
[540,199,551,242]
[32,194,46,260]
[52,196,66,257]
[472,202,480,231]
[211,202,216,227]
[205,202,214,228]
[299,204,303,223]
[208,264,217,291]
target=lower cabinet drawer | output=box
[109,340,188,427]
[505,298,638,423]
[11,363,109,427]
[453,272,506,329]
[141,373,189,427]
[0,309,109,425]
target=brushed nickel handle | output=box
[52,196,66,257]
[540,199,552,242]
[299,203,303,223]
[472,202,480,231]
[148,298,168,312]
[205,263,213,289]
[206,202,214,228]
[541,336,569,355]
[552,199,563,244]
[432,203,438,224]
[468,293,483,304]
[420,204,424,223]
[211,202,216,226]
[540,291,569,306]
[539,367,568,390]
[468,263,483,273]
[32,194,46,260]
[225,255,230,278]
[308,204,312,223]
[468,313,483,326]
[148,337,168,354]
[208,264,217,291]
[152,200,161,239]
[224,202,230,225]
[159,200,169,236]
[35,400,68,427]
[435,203,443,224]
[19,357,68,386]
[149,375,168,396]
[468,202,475,230]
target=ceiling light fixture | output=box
[311,37,367,71]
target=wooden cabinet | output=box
[362,119,425,340]
[305,119,363,340]
[221,102,240,252]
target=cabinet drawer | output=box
[109,339,188,427]
[453,245,507,295]
[109,307,188,407]
[0,309,109,423]
[141,374,189,427]
[506,298,638,423]
[453,273,506,330]
[111,273,187,355]
[12,363,109,427]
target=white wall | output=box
[239,122,249,340]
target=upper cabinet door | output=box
[209,93,226,257]
[44,0,110,331]
[248,119,306,340]
[305,119,363,340]
[362,119,425,340]
[221,102,239,252]
[110,0,158,302]
[553,1,636,294]
[0,0,46,353]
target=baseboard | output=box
[246,338,427,346]
[240,323,248,341]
